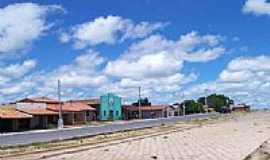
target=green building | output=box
[99,93,122,121]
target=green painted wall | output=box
[99,93,122,121]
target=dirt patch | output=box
[245,141,270,160]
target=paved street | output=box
[6,111,270,160]
[0,114,209,147]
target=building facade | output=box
[231,104,251,112]
[122,105,168,120]
[0,108,33,132]
[99,93,122,121]
[47,101,96,125]
[0,97,97,132]
[16,102,59,129]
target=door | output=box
[109,110,114,120]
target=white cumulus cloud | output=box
[105,52,182,79]
[0,59,36,84]
[0,3,63,55]
[243,0,270,16]
[102,31,225,103]
[0,50,108,101]
[60,15,167,49]
[184,55,270,108]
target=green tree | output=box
[132,97,151,106]
[197,94,234,112]
[182,100,204,114]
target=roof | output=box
[233,104,250,108]
[0,109,32,119]
[0,104,16,110]
[17,108,58,116]
[122,105,168,111]
[47,101,96,112]
[70,99,100,105]
[18,97,59,104]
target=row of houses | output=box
[0,96,97,132]
[0,93,171,132]
[0,93,250,132]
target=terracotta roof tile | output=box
[0,109,32,119]
[0,104,16,110]
[70,99,100,105]
[17,108,58,116]
[47,102,96,112]
[18,97,59,104]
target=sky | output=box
[0,0,270,107]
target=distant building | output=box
[0,107,32,132]
[0,96,97,132]
[167,104,182,117]
[17,97,60,104]
[231,104,250,112]
[122,105,168,120]
[47,101,96,125]
[72,98,100,108]
[70,98,100,120]
[98,93,122,121]
[16,102,58,129]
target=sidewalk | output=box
[8,111,269,160]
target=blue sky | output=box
[0,0,270,107]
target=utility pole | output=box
[204,89,209,113]
[183,102,186,116]
[177,103,180,116]
[178,95,182,116]
[138,86,142,119]
[58,80,64,129]
[183,101,186,116]
[183,94,186,116]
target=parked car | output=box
[220,106,231,113]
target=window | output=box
[104,110,106,116]
[116,111,119,116]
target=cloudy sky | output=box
[0,0,270,107]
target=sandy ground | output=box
[3,111,270,160]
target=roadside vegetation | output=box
[181,93,234,114]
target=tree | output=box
[197,94,234,112]
[182,100,204,114]
[132,97,151,106]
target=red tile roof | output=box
[17,108,58,116]
[0,109,32,119]
[18,97,59,104]
[47,101,96,112]
[122,105,168,111]
[70,99,100,105]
